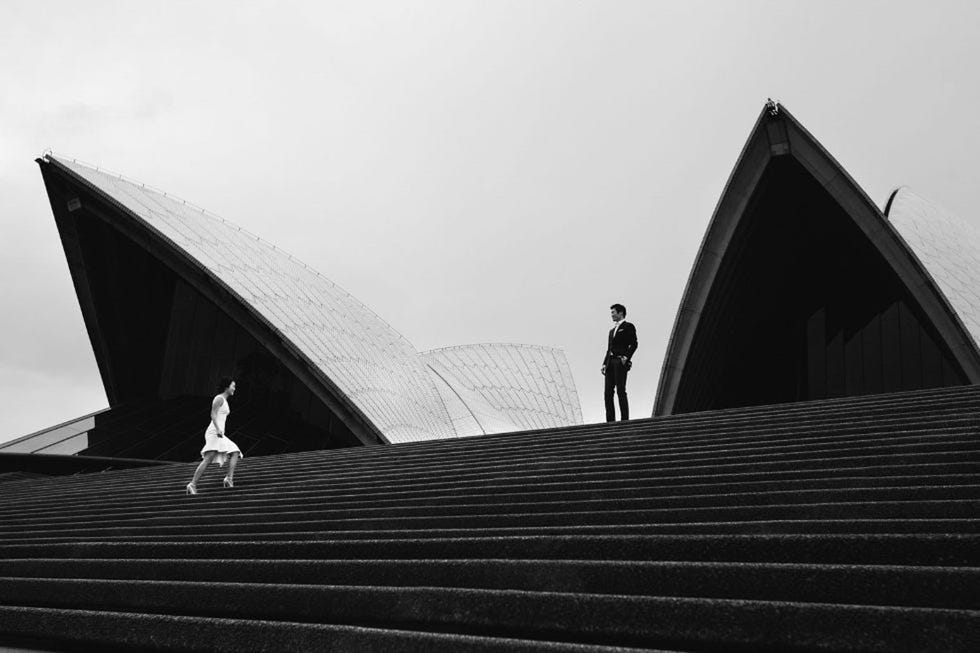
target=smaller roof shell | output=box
[423,343,583,435]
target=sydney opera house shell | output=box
[0,156,581,464]
[655,102,980,416]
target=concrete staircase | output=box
[1,386,978,652]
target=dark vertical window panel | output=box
[844,328,864,395]
[166,287,200,396]
[200,300,221,389]
[213,313,238,377]
[158,300,180,396]
[919,327,944,388]
[861,314,884,395]
[825,329,846,398]
[880,302,903,393]
[189,299,219,395]
[899,302,923,390]
[159,281,198,398]
[232,327,256,377]
[806,308,827,400]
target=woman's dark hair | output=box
[217,376,235,393]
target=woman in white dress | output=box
[186,377,243,494]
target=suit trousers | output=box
[604,358,629,422]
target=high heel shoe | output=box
[223,476,234,488]
[185,482,198,495]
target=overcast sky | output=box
[2,0,979,443]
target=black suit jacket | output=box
[604,321,638,366]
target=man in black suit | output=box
[602,303,638,422]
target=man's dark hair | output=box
[217,376,234,393]
[610,303,627,317]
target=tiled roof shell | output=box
[50,156,582,442]
[886,188,980,348]
[422,344,583,434]
[53,157,456,443]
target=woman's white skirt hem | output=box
[201,434,242,467]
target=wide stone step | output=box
[0,606,643,653]
[6,476,978,528]
[3,534,979,565]
[4,519,980,547]
[5,481,978,528]
[2,559,978,609]
[6,464,978,521]
[3,500,978,543]
[0,579,975,652]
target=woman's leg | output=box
[191,451,216,486]
[226,452,240,483]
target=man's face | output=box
[610,308,623,322]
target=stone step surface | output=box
[2,559,978,608]
[2,386,979,651]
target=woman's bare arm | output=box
[211,395,225,437]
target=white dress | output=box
[201,395,243,467]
